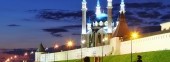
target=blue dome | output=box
[96,13,107,21]
[87,12,108,23]
[96,13,107,20]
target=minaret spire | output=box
[97,0,100,7]
[82,0,86,3]
[107,0,113,33]
[81,0,87,34]
[81,0,87,47]
[95,0,102,17]
[119,0,125,13]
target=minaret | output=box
[119,0,125,13]
[81,0,87,47]
[82,0,87,34]
[107,0,113,33]
[95,0,102,18]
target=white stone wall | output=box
[37,32,170,62]
[38,45,112,61]
[120,32,170,54]
[35,52,44,62]
[161,22,170,31]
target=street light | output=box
[14,55,17,58]
[67,40,73,47]
[30,51,34,54]
[131,32,139,39]
[6,58,10,62]
[54,44,59,49]
[102,36,108,62]
[24,52,28,62]
[130,32,139,62]
[54,44,59,62]
[24,52,28,56]
[66,40,74,62]
[14,55,18,62]
[10,57,13,60]
[81,40,86,62]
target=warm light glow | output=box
[131,32,139,39]
[67,40,73,47]
[104,37,108,41]
[54,44,59,49]
[102,37,108,42]
[14,55,17,58]
[10,57,13,59]
[24,52,28,56]
[81,40,86,44]
[6,58,10,62]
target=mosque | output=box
[81,0,129,48]
[35,0,170,62]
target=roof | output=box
[112,12,130,39]
[36,43,46,52]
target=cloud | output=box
[60,25,81,29]
[42,24,81,37]
[167,5,170,8]
[51,34,63,37]
[140,26,161,33]
[7,24,20,27]
[126,2,163,9]
[42,28,68,37]
[42,25,81,33]
[72,33,81,36]
[160,14,170,19]
[147,21,160,25]
[126,11,134,16]
[126,16,143,26]
[137,11,161,19]
[42,28,68,33]
[36,9,94,21]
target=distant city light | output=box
[5,58,10,62]
[24,52,28,56]
[14,55,17,58]
[45,48,48,51]
[10,57,13,59]
[54,44,59,49]
[31,51,34,54]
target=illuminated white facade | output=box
[81,0,115,47]
[160,21,170,31]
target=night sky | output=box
[0,0,169,49]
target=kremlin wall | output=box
[35,22,170,62]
